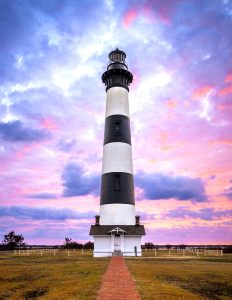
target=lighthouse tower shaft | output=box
[89,49,145,257]
[100,56,135,224]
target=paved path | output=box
[96,256,141,300]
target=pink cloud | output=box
[122,1,176,31]
[155,7,172,25]
[193,86,213,99]
[217,103,232,110]
[144,225,232,245]
[15,144,36,159]
[225,73,232,83]
[218,85,232,96]
[144,0,185,26]
[166,99,177,109]
[41,117,58,131]
[123,9,137,28]
[211,139,232,145]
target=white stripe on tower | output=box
[105,87,129,118]
[102,142,133,174]
[100,204,135,225]
[100,49,135,225]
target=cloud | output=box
[28,193,58,199]
[137,211,156,220]
[0,120,50,142]
[224,186,232,200]
[225,73,232,83]
[0,205,94,220]
[135,172,207,202]
[0,0,108,84]
[41,117,58,131]
[10,88,67,120]
[193,86,213,99]
[58,138,76,152]
[144,225,232,245]
[218,85,232,96]
[0,0,232,245]
[165,207,232,221]
[62,162,100,197]
[166,99,177,109]
[123,9,138,28]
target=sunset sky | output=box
[0,0,232,245]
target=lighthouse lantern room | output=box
[89,49,145,257]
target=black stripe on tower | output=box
[104,115,131,145]
[100,172,135,205]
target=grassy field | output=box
[1,250,232,300]
[0,250,109,300]
[127,254,232,300]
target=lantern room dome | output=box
[102,48,133,91]
[107,48,128,71]
[108,48,126,64]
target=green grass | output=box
[127,254,232,300]
[1,250,232,300]
[0,250,109,300]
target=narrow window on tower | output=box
[114,121,121,136]
[114,175,121,191]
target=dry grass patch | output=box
[127,255,232,300]
[0,250,109,300]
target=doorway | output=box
[114,234,121,251]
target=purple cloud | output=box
[57,138,76,152]
[0,205,94,221]
[0,120,50,142]
[165,207,232,221]
[62,162,100,197]
[224,186,232,201]
[28,193,59,199]
[135,172,207,202]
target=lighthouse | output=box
[90,48,145,257]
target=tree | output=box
[3,231,25,250]
[178,244,186,250]
[65,237,72,246]
[83,241,94,250]
[64,237,83,249]
[166,244,172,250]
[144,242,155,250]
[224,246,232,253]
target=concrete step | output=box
[112,250,123,256]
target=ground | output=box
[0,250,108,300]
[0,250,231,299]
[127,251,232,300]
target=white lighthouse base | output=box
[90,224,145,257]
[100,204,135,225]
[93,235,142,257]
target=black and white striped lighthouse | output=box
[90,49,145,257]
[100,48,135,225]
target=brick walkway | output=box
[96,256,141,300]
